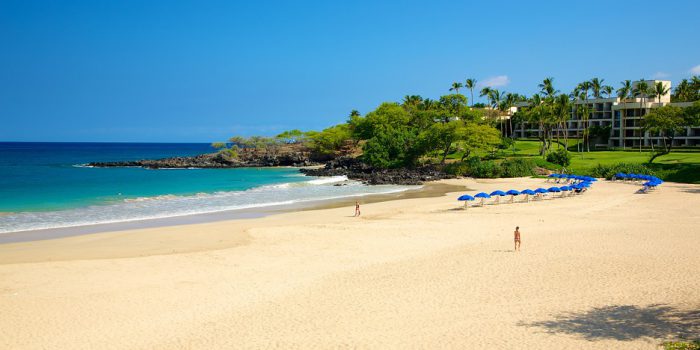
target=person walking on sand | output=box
[354,201,361,217]
[514,226,521,252]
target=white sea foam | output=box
[0,177,418,234]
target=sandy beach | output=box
[1,177,698,349]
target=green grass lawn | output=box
[507,140,700,183]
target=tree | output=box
[309,124,352,156]
[651,81,669,104]
[590,77,605,99]
[602,85,613,98]
[642,105,687,162]
[438,94,469,123]
[450,82,463,94]
[633,79,652,152]
[538,77,558,98]
[553,94,571,148]
[521,94,557,156]
[457,123,501,161]
[425,120,463,164]
[671,76,700,102]
[575,80,592,152]
[465,78,477,107]
[348,102,411,141]
[362,127,421,168]
[617,80,632,149]
[275,129,306,144]
[479,86,492,103]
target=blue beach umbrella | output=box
[458,194,475,209]
[521,189,536,202]
[547,174,559,178]
[560,186,572,191]
[474,192,491,206]
[490,190,507,204]
[579,182,592,188]
[615,172,627,179]
[548,187,561,193]
[506,189,520,203]
[535,188,548,194]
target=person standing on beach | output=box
[354,201,361,217]
[514,226,521,252]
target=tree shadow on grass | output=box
[519,304,700,342]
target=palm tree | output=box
[575,101,592,153]
[652,81,669,104]
[554,94,571,148]
[590,78,605,99]
[673,79,690,102]
[502,93,519,139]
[402,95,423,107]
[616,80,632,149]
[602,85,613,98]
[633,79,651,152]
[479,86,492,105]
[576,81,592,152]
[465,78,477,107]
[538,77,558,98]
[450,82,463,94]
[488,89,503,135]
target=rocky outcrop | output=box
[300,157,454,185]
[88,150,320,169]
[89,152,453,185]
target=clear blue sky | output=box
[2,0,699,142]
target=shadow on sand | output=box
[518,304,700,342]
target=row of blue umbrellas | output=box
[547,173,597,183]
[613,173,664,188]
[458,182,593,206]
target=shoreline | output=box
[1,177,698,348]
[0,181,466,252]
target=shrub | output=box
[588,163,657,180]
[443,161,470,176]
[664,341,700,350]
[500,158,536,177]
[468,158,502,178]
[532,157,559,171]
[546,148,572,167]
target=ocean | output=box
[0,142,416,234]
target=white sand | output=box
[1,177,698,349]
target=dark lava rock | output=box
[88,151,320,169]
[300,157,454,185]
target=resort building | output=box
[513,80,700,148]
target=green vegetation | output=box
[671,76,700,102]
[546,148,571,167]
[664,340,700,350]
[643,104,700,162]
[212,75,700,183]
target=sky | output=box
[1,0,699,142]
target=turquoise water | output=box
[0,142,307,211]
[0,142,415,233]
